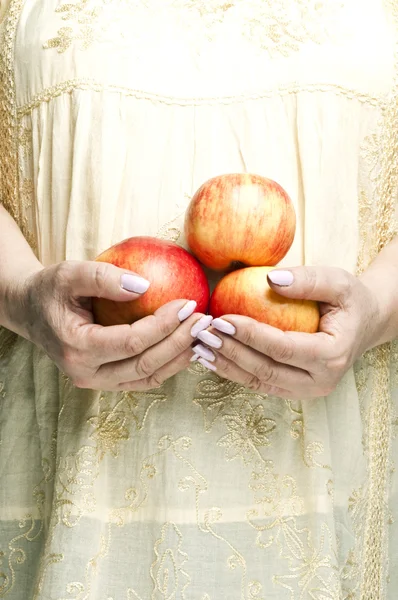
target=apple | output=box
[92,236,210,326]
[210,267,319,333]
[184,173,296,271]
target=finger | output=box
[210,334,314,393]
[59,260,151,301]
[94,309,204,384]
[267,266,354,307]
[210,316,333,372]
[79,299,201,364]
[115,348,193,391]
[195,352,292,399]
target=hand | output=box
[13,260,211,391]
[191,266,383,399]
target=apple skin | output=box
[184,173,296,271]
[92,236,210,326]
[210,267,320,333]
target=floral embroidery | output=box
[193,371,344,599]
[43,0,135,53]
[247,459,340,598]
[272,522,339,599]
[193,376,269,432]
[218,401,276,463]
[43,0,347,57]
[89,389,168,458]
[88,409,130,458]
[244,0,346,58]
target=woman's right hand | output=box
[10,260,211,391]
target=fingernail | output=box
[198,357,217,372]
[190,353,199,362]
[190,315,213,337]
[268,270,294,286]
[121,274,151,293]
[212,318,236,335]
[194,343,216,362]
[197,330,223,349]
[178,300,197,322]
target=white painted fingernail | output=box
[212,318,236,335]
[190,315,213,337]
[190,353,199,362]
[268,270,294,286]
[194,343,216,362]
[197,330,223,349]
[198,357,217,372]
[121,273,150,293]
[178,300,197,322]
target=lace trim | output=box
[359,0,398,596]
[0,0,24,357]
[16,78,384,116]
[0,0,22,225]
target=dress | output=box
[0,0,398,598]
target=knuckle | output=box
[325,353,349,374]
[226,342,240,364]
[253,361,276,384]
[53,261,74,289]
[141,312,174,340]
[218,357,233,377]
[239,321,257,346]
[335,271,352,304]
[93,263,111,298]
[157,316,174,339]
[125,334,147,356]
[145,371,166,389]
[245,374,263,392]
[301,268,318,299]
[135,354,157,379]
[169,332,189,355]
[273,336,295,362]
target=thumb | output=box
[267,266,352,306]
[63,260,150,302]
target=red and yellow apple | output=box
[210,267,319,333]
[92,236,210,326]
[184,173,296,271]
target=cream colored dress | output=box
[1,1,398,598]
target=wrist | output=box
[359,263,398,349]
[0,261,44,338]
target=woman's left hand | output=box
[193,266,384,399]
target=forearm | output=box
[0,205,43,333]
[360,235,398,348]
